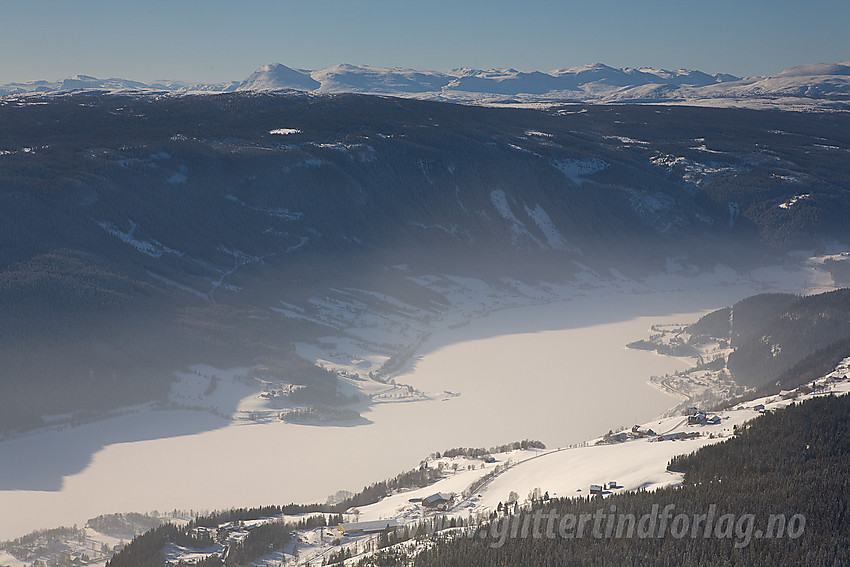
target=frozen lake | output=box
[0,269,834,540]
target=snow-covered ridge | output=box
[4,61,850,110]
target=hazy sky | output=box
[2,0,848,84]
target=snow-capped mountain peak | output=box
[3,61,849,110]
[238,63,320,91]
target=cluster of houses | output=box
[687,409,722,425]
[646,408,727,442]
[733,403,772,414]
[589,481,619,495]
[599,426,656,445]
[631,424,657,437]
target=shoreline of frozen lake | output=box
[0,264,837,540]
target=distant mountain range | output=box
[3,61,850,110]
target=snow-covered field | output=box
[0,258,838,542]
[141,357,850,567]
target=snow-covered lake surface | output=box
[0,265,836,540]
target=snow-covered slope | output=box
[4,61,849,110]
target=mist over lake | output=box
[0,271,830,540]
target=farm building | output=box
[338,519,399,535]
[422,492,453,509]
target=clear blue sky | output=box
[2,0,848,84]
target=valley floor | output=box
[89,358,850,567]
[179,358,850,567]
[0,255,840,561]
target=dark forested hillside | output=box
[682,289,850,390]
[1,91,849,430]
[407,394,850,567]
[727,289,850,387]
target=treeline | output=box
[87,512,163,539]
[113,439,547,562]
[438,439,546,459]
[104,450,450,565]
[190,505,339,529]
[405,394,850,566]
[336,467,444,512]
[281,405,361,424]
[108,517,303,567]
[218,520,290,567]
[337,441,548,513]
[105,435,547,566]
[107,523,214,567]
[0,525,87,561]
[345,516,473,566]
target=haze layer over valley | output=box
[3,92,849,433]
[0,261,838,540]
[1,89,850,546]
